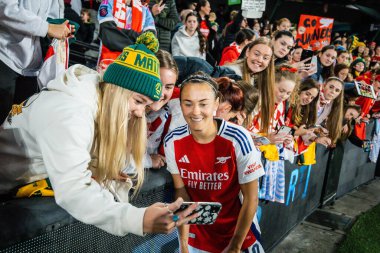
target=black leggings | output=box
[0,60,38,123]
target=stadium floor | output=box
[272,177,380,253]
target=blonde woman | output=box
[275,17,291,32]
[0,33,197,236]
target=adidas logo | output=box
[179,155,190,163]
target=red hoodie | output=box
[219,42,241,66]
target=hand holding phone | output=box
[293,125,309,136]
[308,56,318,75]
[301,49,314,64]
[310,125,328,136]
[266,132,289,144]
[250,133,271,146]
[143,198,198,234]
[277,126,292,135]
[306,124,321,129]
[175,202,222,225]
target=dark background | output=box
[175,0,380,42]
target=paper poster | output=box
[295,14,334,51]
[355,81,376,99]
[242,10,263,19]
[241,0,265,18]
[241,0,266,11]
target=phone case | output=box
[176,202,222,225]
[250,133,271,145]
[277,126,292,135]
[254,136,271,145]
[301,50,313,63]
[308,56,318,75]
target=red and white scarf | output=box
[37,33,69,88]
[113,0,143,32]
[249,102,285,133]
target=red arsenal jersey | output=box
[164,119,264,252]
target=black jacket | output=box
[174,56,241,84]
[148,0,179,52]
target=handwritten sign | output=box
[296,14,334,51]
[241,0,266,11]
[241,0,265,18]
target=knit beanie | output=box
[103,32,162,101]
[356,42,366,48]
[351,57,366,70]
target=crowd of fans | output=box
[1,0,379,253]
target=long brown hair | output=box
[290,78,320,127]
[235,80,259,128]
[243,37,275,134]
[185,12,207,55]
[324,77,344,143]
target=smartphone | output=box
[254,136,271,145]
[277,126,292,135]
[308,55,318,75]
[307,124,322,129]
[301,49,314,64]
[175,201,222,225]
[250,132,271,145]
